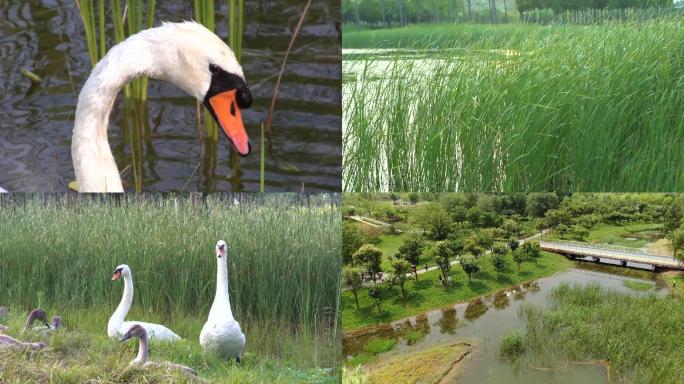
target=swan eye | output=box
[209,64,220,74]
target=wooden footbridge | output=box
[540,240,683,271]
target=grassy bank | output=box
[0,194,341,382]
[0,309,332,384]
[343,23,578,49]
[357,343,471,384]
[548,222,664,248]
[343,19,684,192]
[517,284,684,383]
[343,251,571,330]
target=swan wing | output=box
[200,319,245,358]
[119,321,181,341]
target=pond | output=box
[0,1,341,192]
[344,264,671,383]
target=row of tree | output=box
[343,236,542,312]
[342,0,675,25]
[342,0,517,25]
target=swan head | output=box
[216,240,228,259]
[120,324,147,342]
[152,22,253,156]
[111,264,131,281]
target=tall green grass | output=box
[0,193,340,369]
[517,283,684,383]
[343,19,684,192]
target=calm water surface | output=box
[0,0,341,191]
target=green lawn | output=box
[377,233,435,271]
[343,252,572,330]
[550,222,663,248]
[662,272,684,298]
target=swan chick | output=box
[0,334,46,351]
[120,324,196,376]
[51,316,63,330]
[22,308,51,333]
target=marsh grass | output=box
[518,283,684,383]
[0,309,335,383]
[0,194,340,381]
[343,19,684,192]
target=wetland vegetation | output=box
[342,193,684,383]
[342,15,684,192]
[0,193,341,383]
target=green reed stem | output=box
[261,123,265,192]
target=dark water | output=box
[344,265,671,383]
[0,0,341,192]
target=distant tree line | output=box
[342,0,518,26]
[342,0,675,26]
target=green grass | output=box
[661,272,684,298]
[360,343,470,384]
[500,331,526,360]
[517,283,684,384]
[376,233,436,270]
[0,194,340,382]
[549,222,663,247]
[343,19,684,192]
[364,337,397,355]
[623,280,654,292]
[342,251,572,330]
[0,308,334,384]
[342,23,563,50]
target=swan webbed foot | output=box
[236,357,242,366]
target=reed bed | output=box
[518,283,684,383]
[343,18,684,192]
[0,194,339,329]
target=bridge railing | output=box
[540,240,675,261]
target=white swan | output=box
[120,324,196,376]
[108,264,180,341]
[200,240,245,363]
[73,21,253,192]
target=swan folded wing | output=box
[119,321,181,341]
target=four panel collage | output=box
[0,1,682,383]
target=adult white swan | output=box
[108,264,180,341]
[72,21,253,192]
[200,240,245,363]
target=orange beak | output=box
[207,90,251,156]
[111,271,121,281]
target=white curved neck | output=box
[109,274,133,334]
[209,257,234,320]
[72,27,174,192]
